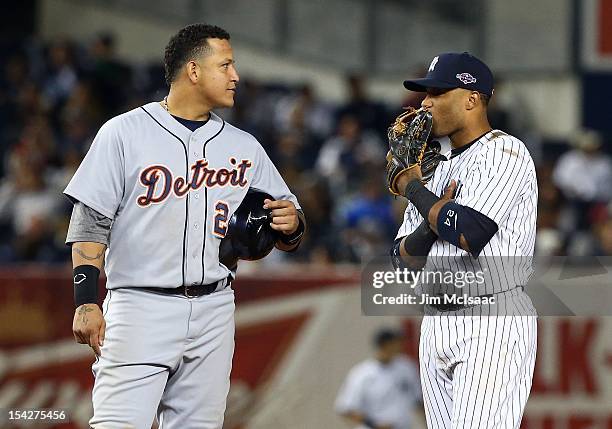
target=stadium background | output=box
[1,0,611,427]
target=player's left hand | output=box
[395,163,423,192]
[263,199,299,235]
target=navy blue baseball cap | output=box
[373,328,403,348]
[403,52,494,97]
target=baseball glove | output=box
[420,139,446,184]
[385,108,446,195]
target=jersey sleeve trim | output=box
[63,191,117,220]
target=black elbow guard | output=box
[436,202,498,257]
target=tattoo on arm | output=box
[72,247,105,261]
[77,305,94,325]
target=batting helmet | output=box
[219,189,278,269]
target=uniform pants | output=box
[90,287,235,429]
[419,291,537,429]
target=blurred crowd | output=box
[1,35,611,266]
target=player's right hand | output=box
[427,179,458,231]
[72,304,106,356]
[441,179,457,201]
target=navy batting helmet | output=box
[219,189,278,269]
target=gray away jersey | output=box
[64,102,300,289]
[396,130,538,296]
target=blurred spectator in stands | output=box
[88,33,131,115]
[0,136,66,262]
[58,80,102,155]
[536,162,564,256]
[15,115,57,167]
[570,201,612,256]
[291,177,337,263]
[338,177,395,262]
[553,130,612,255]
[0,54,33,177]
[15,81,48,124]
[1,54,31,119]
[229,78,266,137]
[316,114,384,194]
[270,88,324,169]
[275,84,333,141]
[553,130,612,205]
[43,39,78,109]
[274,132,309,188]
[62,79,104,128]
[487,78,543,165]
[1,54,30,99]
[228,79,294,147]
[337,73,388,135]
[592,210,612,256]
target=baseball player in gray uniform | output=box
[64,24,305,429]
[388,53,538,428]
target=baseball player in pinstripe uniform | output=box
[388,52,538,428]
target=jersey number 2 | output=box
[214,201,229,237]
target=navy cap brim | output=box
[403,78,457,92]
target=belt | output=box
[429,286,524,312]
[142,276,233,298]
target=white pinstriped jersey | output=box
[396,130,538,295]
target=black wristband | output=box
[73,265,100,307]
[278,217,305,247]
[403,178,440,221]
[403,220,438,256]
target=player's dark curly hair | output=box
[164,24,230,86]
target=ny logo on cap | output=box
[428,56,439,72]
[456,73,476,84]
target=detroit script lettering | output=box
[137,157,252,207]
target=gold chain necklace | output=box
[161,96,169,112]
[161,96,210,121]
